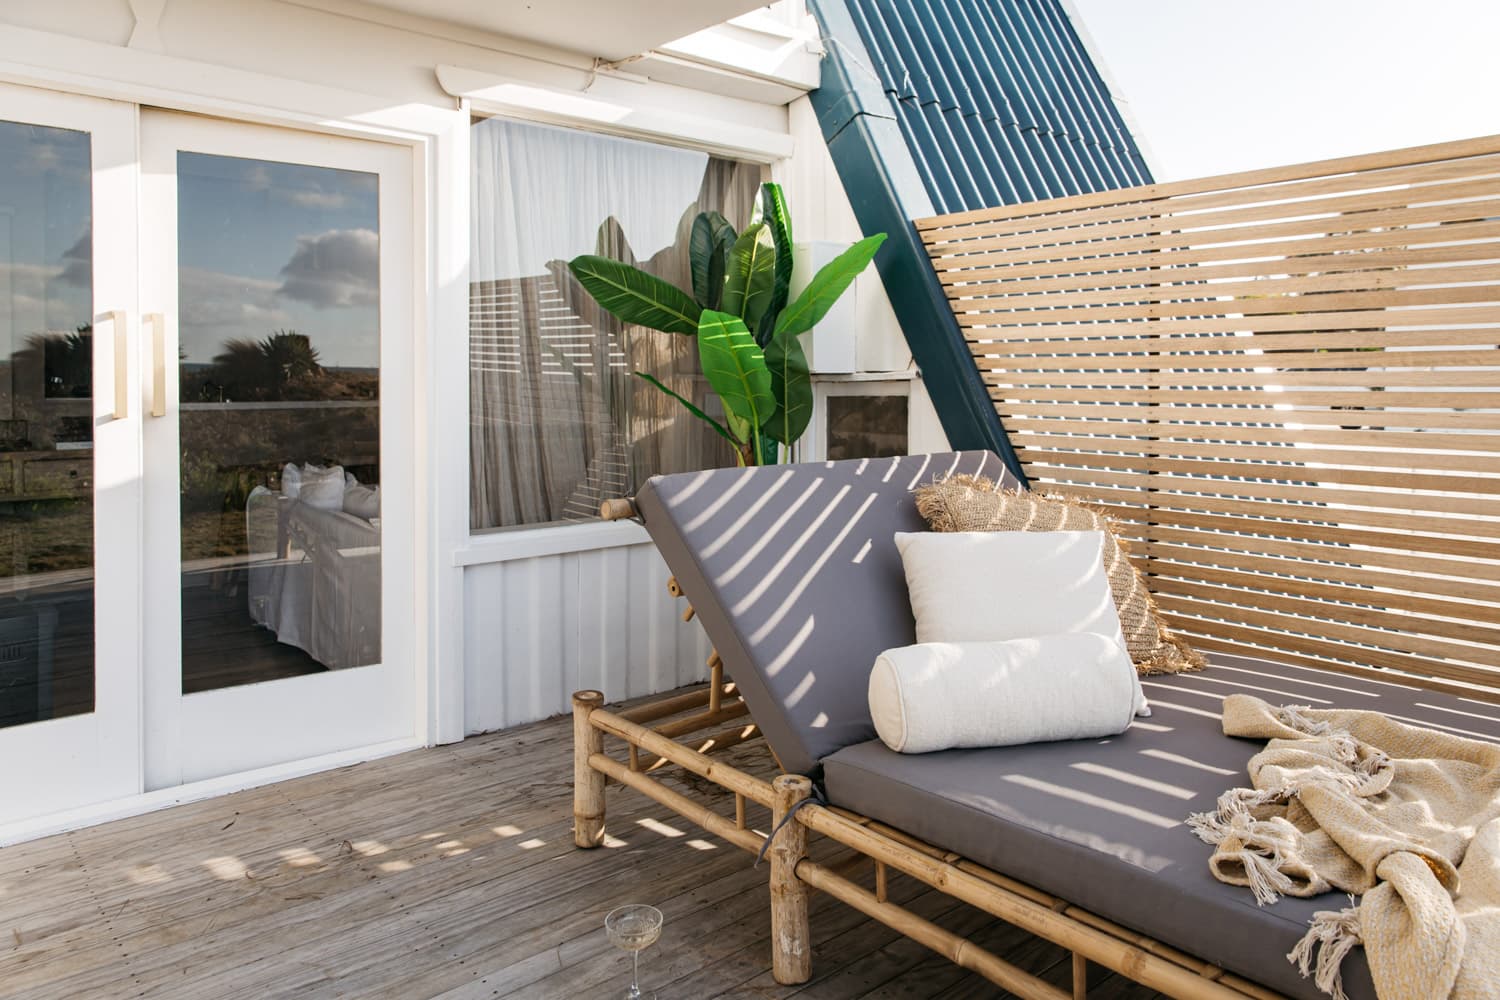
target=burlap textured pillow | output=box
[913,474,1204,676]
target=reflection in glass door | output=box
[174,154,382,693]
[0,84,141,829]
[142,111,413,790]
[0,119,95,727]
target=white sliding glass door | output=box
[0,93,418,831]
[139,111,417,789]
[0,83,143,826]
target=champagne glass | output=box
[605,903,663,999]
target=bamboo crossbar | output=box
[920,133,1500,699]
[794,859,1069,1000]
[587,704,775,809]
[616,681,737,725]
[572,693,1277,999]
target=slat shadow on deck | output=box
[0,687,1165,999]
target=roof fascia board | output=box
[437,64,794,163]
[804,0,1027,482]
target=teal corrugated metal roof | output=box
[843,0,1152,213]
[806,0,1151,478]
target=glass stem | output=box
[632,949,640,993]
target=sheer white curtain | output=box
[469,118,760,530]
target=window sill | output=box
[453,519,650,567]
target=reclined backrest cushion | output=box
[635,451,1015,775]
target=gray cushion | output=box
[636,451,1015,775]
[823,653,1500,1000]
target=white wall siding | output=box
[462,543,713,734]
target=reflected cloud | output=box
[278,228,378,308]
[58,230,91,288]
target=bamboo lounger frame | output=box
[571,585,1281,1000]
[570,691,1278,999]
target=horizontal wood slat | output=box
[923,134,1500,697]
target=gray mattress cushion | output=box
[823,653,1500,1000]
[636,451,1016,775]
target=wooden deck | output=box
[0,687,1165,999]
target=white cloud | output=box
[178,266,289,363]
[280,188,348,211]
[59,230,90,288]
[277,228,378,309]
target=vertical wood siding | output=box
[462,543,713,733]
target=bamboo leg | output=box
[770,774,813,985]
[708,652,723,713]
[571,690,606,848]
[1072,952,1087,1000]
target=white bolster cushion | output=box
[868,634,1138,754]
[894,530,1150,718]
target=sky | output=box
[1070,0,1500,182]
[177,154,380,369]
[0,131,380,373]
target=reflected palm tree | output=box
[209,331,323,401]
[29,326,92,399]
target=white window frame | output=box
[457,107,774,556]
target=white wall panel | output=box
[463,542,711,734]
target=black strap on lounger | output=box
[753,781,829,868]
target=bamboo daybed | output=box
[577,452,1500,1000]
[574,138,1500,999]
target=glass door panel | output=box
[174,153,382,693]
[0,84,141,829]
[0,119,95,728]
[141,111,414,790]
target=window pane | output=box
[0,119,94,728]
[177,153,382,692]
[468,118,760,530]
[827,394,909,461]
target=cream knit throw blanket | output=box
[1191,694,1500,1000]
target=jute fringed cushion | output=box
[914,475,1204,676]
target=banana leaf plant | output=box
[567,182,886,466]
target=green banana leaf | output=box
[773,233,888,339]
[720,224,776,334]
[764,328,813,447]
[631,371,739,447]
[689,211,735,310]
[757,183,794,346]
[567,254,702,335]
[696,310,774,461]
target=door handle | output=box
[147,312,166,418]
[106,309,128,420]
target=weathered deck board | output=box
[0,689,1167,999]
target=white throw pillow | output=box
[894,530,1149,717]
[869,635,1137,753]
[281,462,302,499]
[298,464,346,511]
[343,484,380,520]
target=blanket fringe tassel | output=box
[1288,904,1362,1000]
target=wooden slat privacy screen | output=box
[917,135,1500,699]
